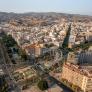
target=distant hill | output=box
[0,12,92,23]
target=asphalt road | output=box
[0,38,73,92]
[33,63,73,92]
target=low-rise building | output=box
[22,43,57,58]
[13,66,37,87]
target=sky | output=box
[0,0,92,15]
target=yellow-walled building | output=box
[61,63,92,92]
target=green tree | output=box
[37,80,48,91]
[2,34,17,47]
[20,50,27,60]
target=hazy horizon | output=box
[0,0,92,15]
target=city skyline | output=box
[0,0,92,15]
[0,1,92,91]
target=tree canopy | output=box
[37,80,48,91]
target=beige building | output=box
[61,63,92,92]
[22,43,44,57]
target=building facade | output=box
[61,63,92,92]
